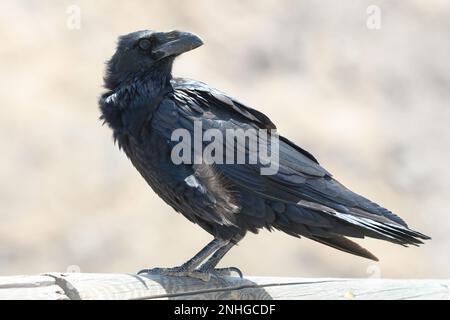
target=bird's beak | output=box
[153,31,203,59]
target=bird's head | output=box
[104,30,203,90]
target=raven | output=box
[99,30,430,281]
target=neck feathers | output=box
[99,59,175,147]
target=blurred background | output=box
[1,0,449,279]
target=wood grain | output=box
[0,273,448,300]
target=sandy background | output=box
[0,0,449,279]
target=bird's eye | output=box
[138,39,152,50]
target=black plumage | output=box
[99,30,430,280]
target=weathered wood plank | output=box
[0,273,449,300]
[0,275,68,300]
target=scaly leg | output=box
[198,235,244,278]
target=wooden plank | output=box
[46,272,275,300]
[44,273,450,300]
[247,277,450,300]
[0,273,449,300]
[0,275,68,300]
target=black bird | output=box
[99,30,430,281]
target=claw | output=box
[217,267,243,278]
[199,266,244,279]
[137,268,151,275]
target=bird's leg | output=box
[198,235,244,278]
[137,238,228,281]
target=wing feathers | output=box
[165,79,430,258]
[309,235,379,261]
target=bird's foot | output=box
[198,266,244,279]
[137,266,212,281]
[137,266,243,282]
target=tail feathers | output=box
[309,235,379,261]
[333,212,431,246]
